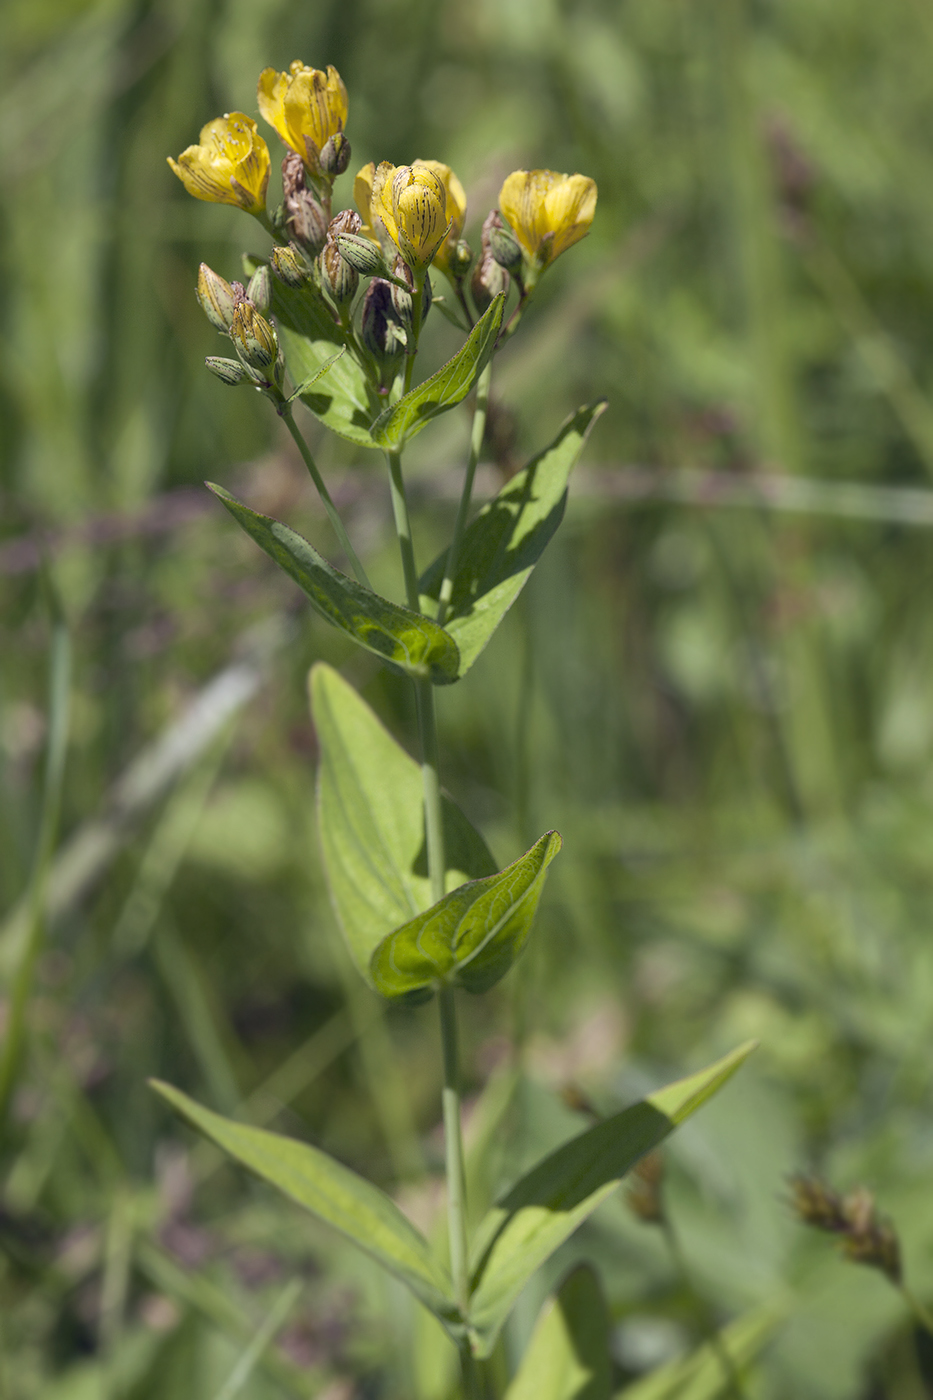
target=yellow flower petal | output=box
[353,162,382,243]
[413,159,467,277]
[499,168,597,269]
[168,113,270,215]
[257,61,348,173]
[372,163,448,272]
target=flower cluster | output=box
[168,60,598,395]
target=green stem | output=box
[440,985,471,1320]
[437,360,492,627]
[385,448,421,610]
[459,1339,481,1400]
[280,407,372,589]
[403,272,426,396]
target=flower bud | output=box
[269,243,310,287]
[448,239,474,282]
[319,132,351,177]
[487,211,523,275]
[246,264,272,314]
[337,232,390,278]
[390,256,431,329]
[205,356,252,386]
[281,151,329,256]
[196,263,237,332]
[230,301,278,372]
[471,211,511,314]
[320,210,361,307]
[360,278,405,387]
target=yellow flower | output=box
[168,114,270,215]
[411,160,466,279]
[372,162,450,273]
[257,62,348,173]
[499,169,597,271]
[353,162,382,245]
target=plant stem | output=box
[386,438,472,1388]
[662,1216,748,1400]
[403,272,425,396]
[440,984,471,1319]
[436,360,492,628]
[385,448,421,610]
[280,407,372,589]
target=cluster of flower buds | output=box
[169,56,599,398]
[196,263,284,396]
[788,1175,901,1284]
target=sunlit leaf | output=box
[504,1265,611,1400]
[370,830,561,1001]
[311,664,496,984]
[419,401,607,676]
[269,274,381,448]
[467,1042,758,1356]
[149,1080,461,1332]
[371,295,505,449]
[210,485,459,682]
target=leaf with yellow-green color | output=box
[370,831,561,1002]
[149,1080,462,1334]
[311,664,496,984]
[466,1042,758,1357]
[371,295,505,449]
[210,486,458,683]
[504,1266,612,1400]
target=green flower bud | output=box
[389,255,431,329]
[230,301,278,372]
[337,232,390,278]
[246,264,272,314]
[205,356,252,386]
[487,210,523,275]
[448,239,474,282]
[319,132,351,177]
[269,243,310,288]
[196,263,237,332]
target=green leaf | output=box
[311,664,497,984]
[149,1080,461,1333]
[371,294,505,449]
[210,485,459,683]
[504,1265,612,1400]
[270,277,382,448]
[420,401,607,678]
[370,830,561,1001]
[617,1302,786,1399]
[467,1042,758,1357]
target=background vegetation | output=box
[4,0,933,1394]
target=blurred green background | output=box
[5,0,933,1395]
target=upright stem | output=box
[385,448,421,610]
[440,985,470,1317]
[281,408,372,589]
[403,272,426,396]
[387,439,472,1388]
[436,360,492,627]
